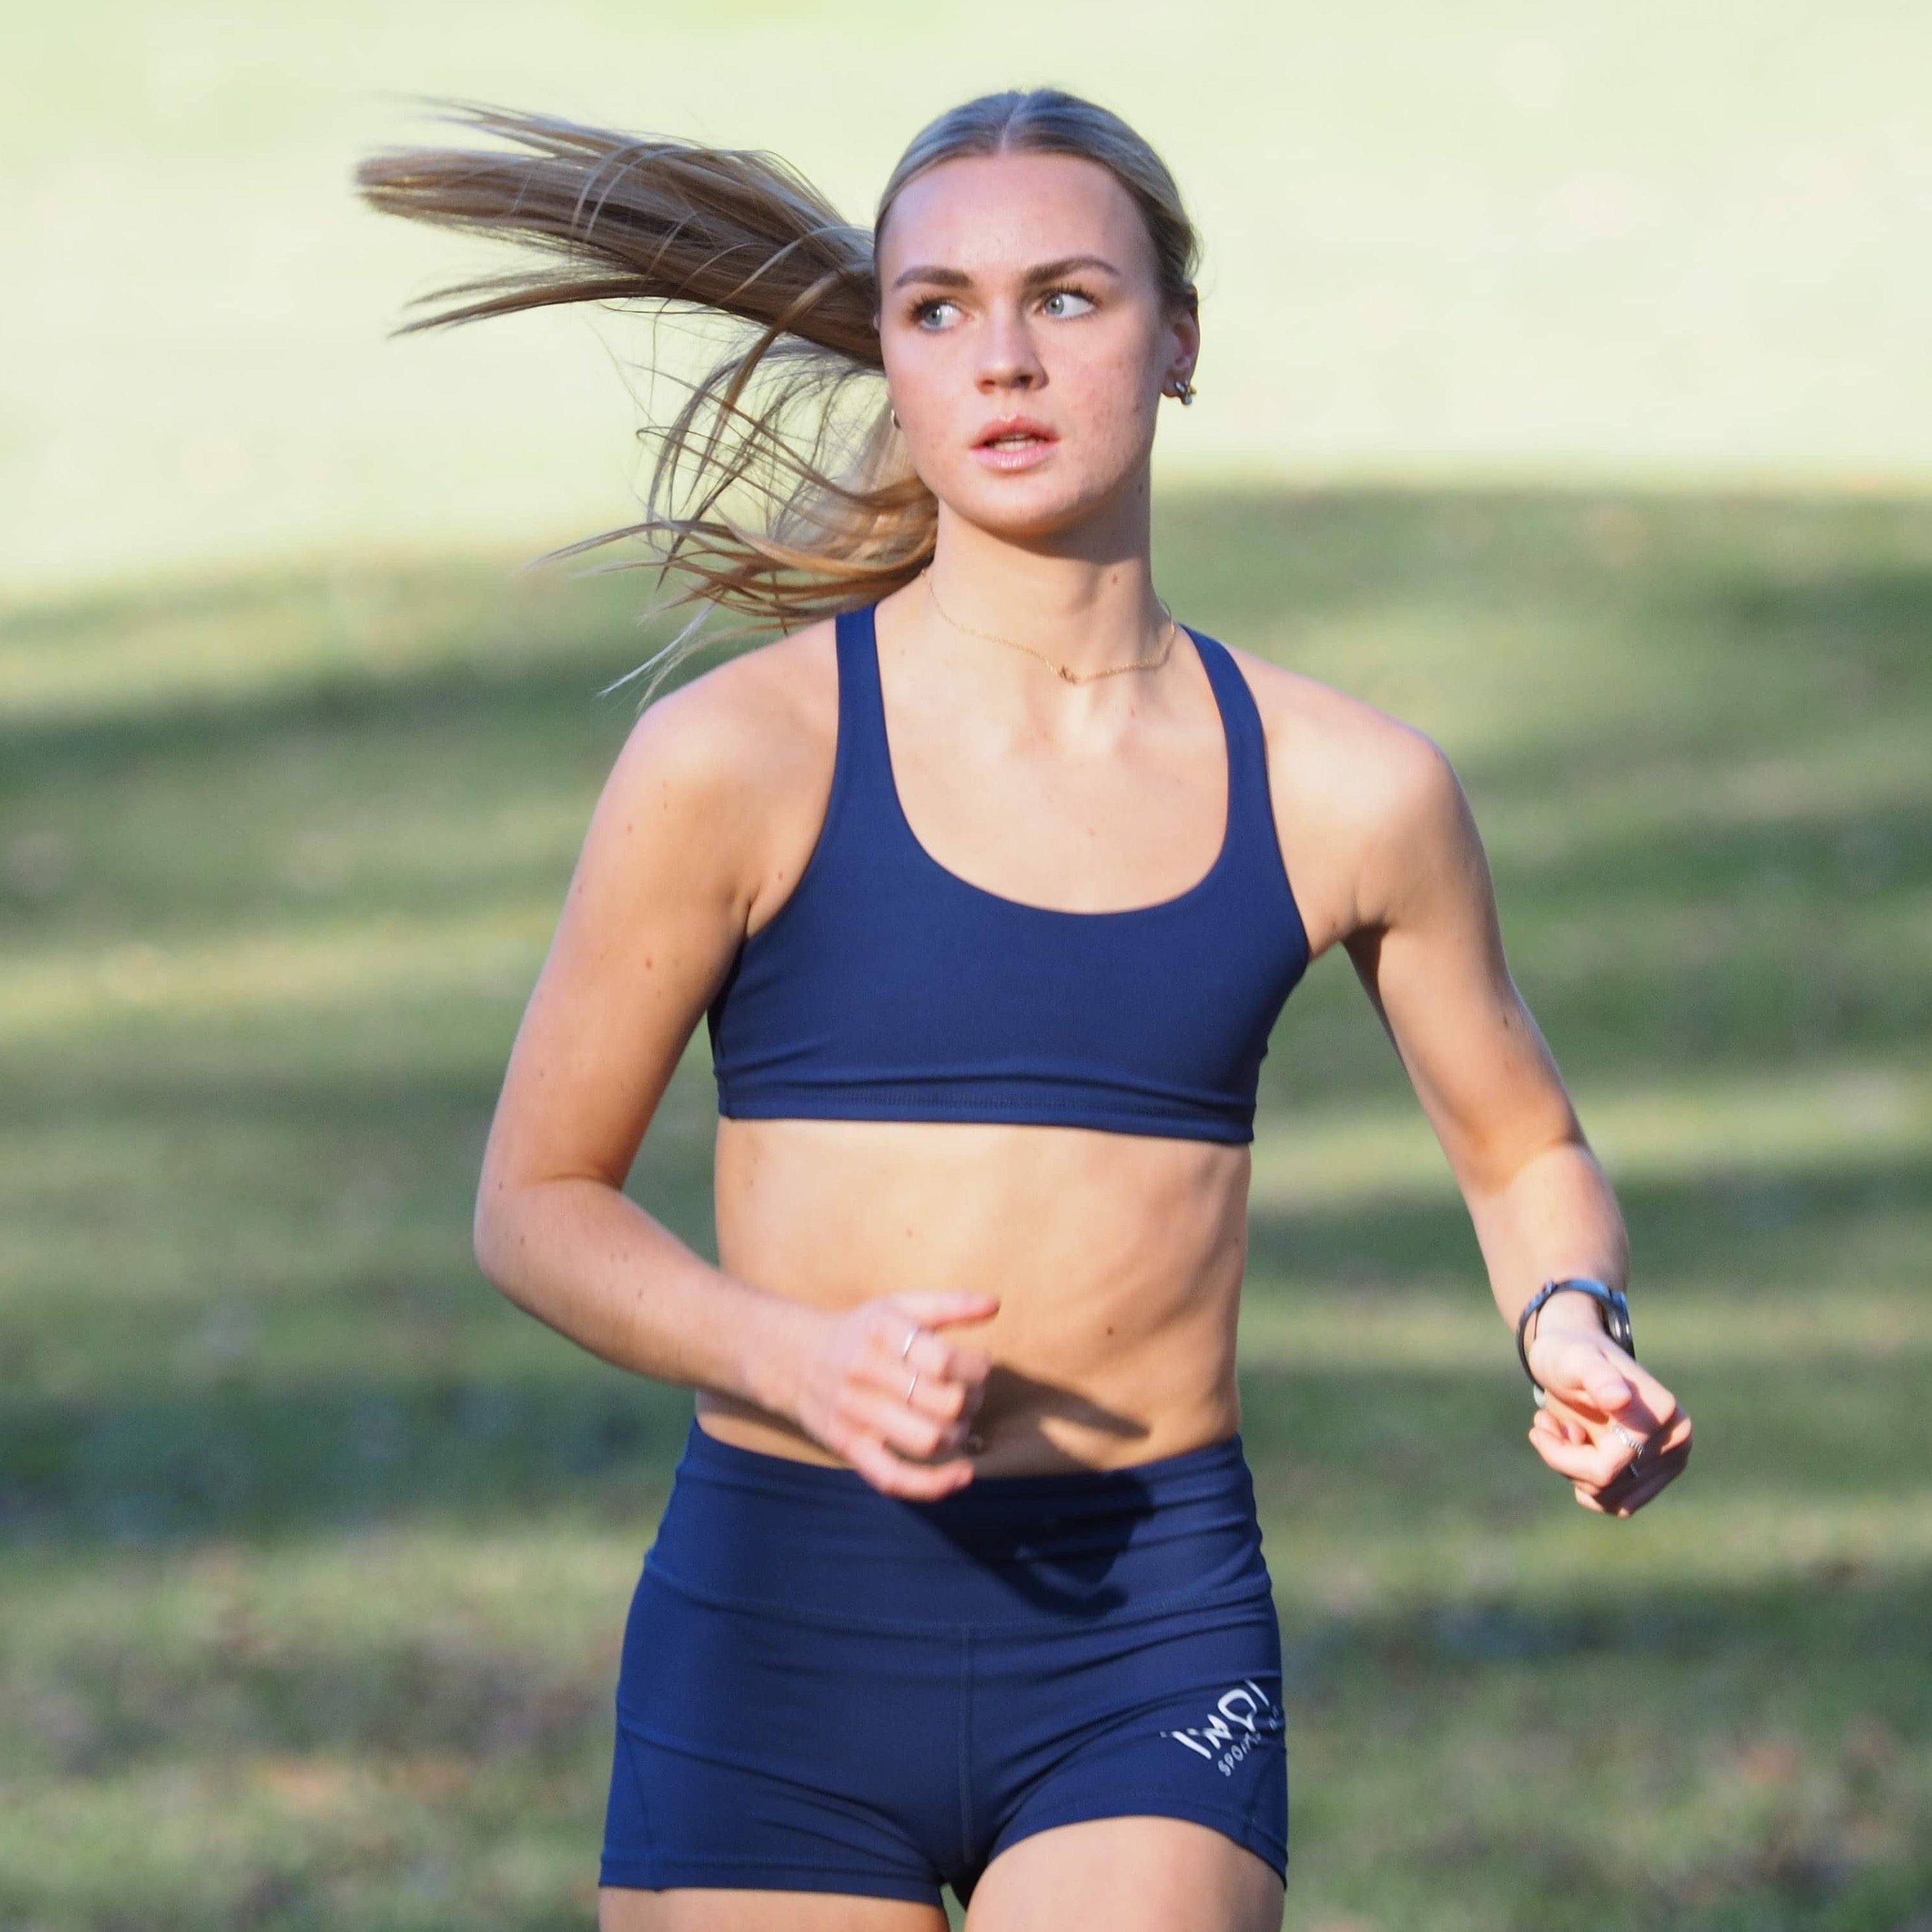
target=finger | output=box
[856,1343,979,1427]
[928,1336,994,1389]
[886,1324,994,1395]
[1535,1333,1640,1414]
[833,1426,975,1500]
[1531,1406,1587,1448]
[1609,1462,1689,1515]
[1587,1453,1690,1520]
[1591,1455,1686,1516]
[1599,1437,1691,1500]
[825,1402,975,1487]
[1594,1415,1694,1493]
[872,1312,996,1397]
[887,1289,1001,1330]
[839,1385,966,1466]
[1528,1425,1634,1489]
[1529,1411,1574,1459]
[1615,1355,1682,1424]
[1641,1411,1694,1460]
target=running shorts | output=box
[599,1417,1288,1908]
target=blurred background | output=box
[3,3,1927,1928]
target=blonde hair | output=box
[354,90,1200,698]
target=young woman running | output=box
[358,87,1692,1932]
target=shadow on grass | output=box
[3,489,1929,1929]
[5,1136,1927,1550]
[1246,1151,1932,1283]
[6,488,1927,1096]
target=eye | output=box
[910,298,961,330]
[1039,286,1097,320]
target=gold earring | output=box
[888,403,901,429]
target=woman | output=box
[358,88,1692,1932]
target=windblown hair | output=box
[354,89,1200,698]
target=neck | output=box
[920,499,1167,681]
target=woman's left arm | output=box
[1341,727,1692,1517]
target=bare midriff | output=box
[696,1114,1252,1477]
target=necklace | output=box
[921,568,1178,684]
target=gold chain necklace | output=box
[921,568,1178,685]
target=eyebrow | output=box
[889,253,1124,292]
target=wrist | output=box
[1515,1275,1634,1394]
[1529,1286,1616,1339]
[732,1281,827,1422]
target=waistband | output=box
[642,1417,1272,1631]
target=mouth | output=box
[972,417,1058,470]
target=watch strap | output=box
[1515,1277,1634,1395]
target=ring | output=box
[906,1370,919,1404]
[901,1326,922,1360]
[1609,1420,1645,1461]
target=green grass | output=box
[3,488,1929,1929]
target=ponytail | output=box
[355,91,1198,700]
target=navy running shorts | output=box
[600,1417,1288,1908]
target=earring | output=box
[888,403,901,429]
[1171,376,1196,406]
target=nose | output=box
[975,299,1046,394]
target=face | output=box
[872,149,1199,541]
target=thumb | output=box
[1542,1333,1632,1411]
[890,1288,1001,1328]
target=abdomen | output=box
[702,1116,1252,1475]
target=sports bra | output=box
[703,598,1311,1145]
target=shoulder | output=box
[599,616,837,834]
[583,616,840,917]
[1212,634,1476,933]
[616,616,836,796]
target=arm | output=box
[472,642,993,1498]
[1343,730,1692,1516]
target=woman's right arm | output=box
[471,635,993,1497]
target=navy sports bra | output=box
[704,599,1311,1145]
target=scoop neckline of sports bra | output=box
[861,599,1236,920]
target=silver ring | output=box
[1609,1420,1645,1460]
[901,1326,922,1360]
[906,1370,919,1404]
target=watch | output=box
[1515,1276,1634,1399]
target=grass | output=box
[2,486,1929,1929]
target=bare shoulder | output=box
[585,617,839,924]
[1216,637,1474,942]
[613,617,836,805]
[1218,638,1453,816]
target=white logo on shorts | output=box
[1160,1679,1283,1777]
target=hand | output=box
[786,1289,999,1499]
[1524,1322,1692,1518]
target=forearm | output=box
[473,1175,819,1417]
[1461,1135,1631,1338]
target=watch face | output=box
[1606,1291,1633,1352]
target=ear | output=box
[1167,296,1201,385]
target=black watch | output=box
[1516,1277,1634,1398]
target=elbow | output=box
[471,1170,524,1299]
[1459,1120,1596,1208]
[470,1198,498,1284]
